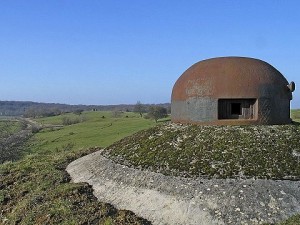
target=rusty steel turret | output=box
[171,57,295,125]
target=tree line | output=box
[134,101,170,122]
[0,101,170,118]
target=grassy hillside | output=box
[0,119,31,164]
[33,111,155,151]
[0,111,156,225]
[0,120,22,138]
[1,110,299,224]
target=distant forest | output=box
[0,101,170,117]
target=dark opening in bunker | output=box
[231,103,242,115]
[218,99,256,120]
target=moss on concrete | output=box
[104,123,300,180]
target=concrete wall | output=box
[171,97,217,123]
[257,97,291,125]
[171,97,291,125]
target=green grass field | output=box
[32,111,156,152]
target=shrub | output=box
[31,125,41,133]
[147,106,168,122]
[74,109,84,115]
[62,117,80,126]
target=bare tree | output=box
[134,101,146,117]
[111,110,122,118]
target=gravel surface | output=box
[67,150,300,225]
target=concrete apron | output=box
[66,150,300,225]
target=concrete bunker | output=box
[171,57,295,125]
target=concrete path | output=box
[66,150,300,225]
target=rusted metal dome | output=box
[171,57,295,125]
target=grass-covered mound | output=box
[103,123,300,180]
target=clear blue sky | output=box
[0,1,299,108]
